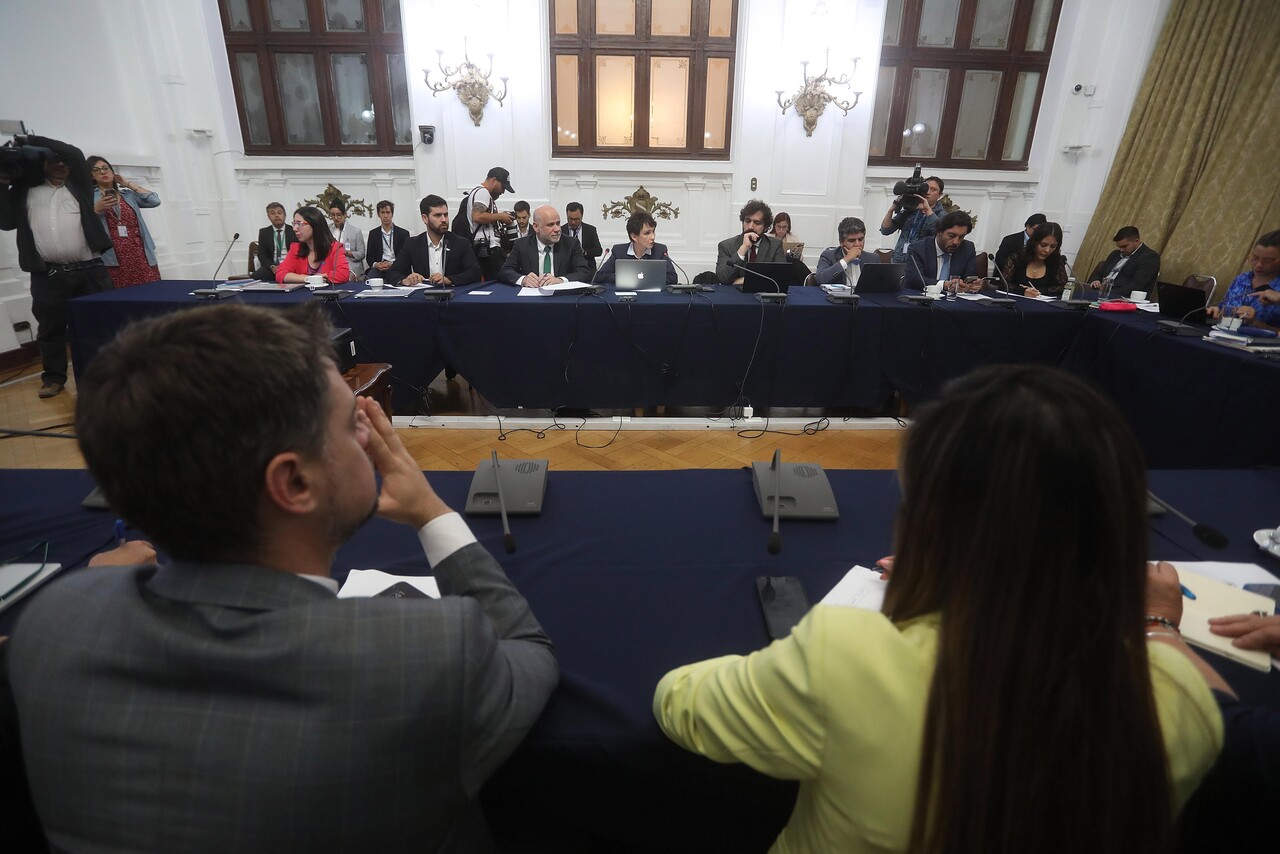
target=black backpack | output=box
[451,186,483,240]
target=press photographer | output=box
[879,165,944,264]
[452,166,514,280]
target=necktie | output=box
[542,245,552,274]
[940,254,950,281]
[274,229,284,262]
[748,244,757,263]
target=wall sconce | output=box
[776,51,861,137]
[424,41,508,127]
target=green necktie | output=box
[542,245,552,274]
[274,229,284,262]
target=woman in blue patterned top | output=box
[1206,230,1280,329]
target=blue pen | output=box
[114,519,126,545]
[1180,584,1196,600]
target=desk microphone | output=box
[210,232,241,285]
[587,247,612,289]
[732,263,784,296]
[665,250,698,292]
[1147,490,1228,549]
[899,251,935,305]
[767,448,782,554]
[907,249,930,291]
[491,450,516,553]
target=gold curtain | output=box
[1075,0,1280,300]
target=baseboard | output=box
[0,342,39,373]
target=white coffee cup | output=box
[926,282,944,297]
[304,275,324,288]
[367,277,384,290]
[1130,290,1148,302]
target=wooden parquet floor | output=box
[0,358,903,471]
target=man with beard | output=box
[1,304,557,852]
[498,204,591,287]
[389,193,482,286]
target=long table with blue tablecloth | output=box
[2,467,1278,851]
[67,281,1280,466]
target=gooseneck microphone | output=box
[665,249,696,291]
[733,263,782,294]
[907,247,930,291]
[587,246,612,289]
[767,448,782,554]
[1148,490,1229,549]
[491,450,516,553]
[210,232,241,286]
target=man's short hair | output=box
[927,176,945,193]
[566,202,584,215]
[1257,229,1280,249]
[420,193,448,215]
[739,199,774,231]
[837,217,867,240]
[329,199,347,214]
[376,200,394,213]
[76,304,335,562]
[1112,226,1141,242]
[1025,213,1047,227]
[266,202,285,214]
[626,211,657,237]
[513,200,531,214]
[937,210,973,233]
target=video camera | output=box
[890,163,931,228]
[0,121,54,181]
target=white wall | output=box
[0,0,1172,329]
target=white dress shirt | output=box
[27,182,94,264]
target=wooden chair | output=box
[247,241,259,278]
[344,363,393,418]
[1182,274,1217,302]
[974,251,990,279]
[875,249,894,264]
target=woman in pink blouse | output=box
[276,206,350,284]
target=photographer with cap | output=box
[462,166,515,280]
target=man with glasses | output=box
[253,202,296,282]
[0,134,113,399]
[715,199,784,284]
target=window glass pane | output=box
[382,0,402,32]
[869,66,896,156]
[917,0,959,47]
[652,0,691,36]
[226,0,252,31]
[1026,0,1054,51]
[649,57,689,147]
[275,54,324,143]
[387,53,412,146]
[708,0,732,38]
[882,0,903,46]
[332,53,376,144]
[951,70,1001,158]
[554,0,578,34]
[555,55,580,145]
[325,0,364,31]
[595,55,635,146]
[268,0,309,31]
[1002,70,1040,160]
[596,0,636,35]
[970,0,1014,49]
[235,53,271,145]
[902,67,948,157]
[703,57,729,149]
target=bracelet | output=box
[1145,630,1180,640]
[1144,615,1180,633]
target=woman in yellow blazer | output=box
[654,365,1227,854]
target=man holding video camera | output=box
[879,171,945,264]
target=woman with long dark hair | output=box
[88,156,161,287]
[1002,221,1068,297]
[276,206,350,284]
[654,365,1224,853]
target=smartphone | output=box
[1242,584,1280,603]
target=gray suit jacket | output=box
[5,540,557,853]
[813,248,879,285]
[715,233,785,284]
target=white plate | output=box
[1254,528,1280,559]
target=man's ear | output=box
[262,452,319,516]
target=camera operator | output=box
[0,134,113,399]
[879,173,945,264]
[465,166,514,280]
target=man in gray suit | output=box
[814,216,880,287]
[2,304,557,852]
[715,199,785,284]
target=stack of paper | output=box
[1173,563,1278,672]
[337,569,439,598]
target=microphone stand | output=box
[665,250,698,293]
[767,449,782,554]
[733,264,786,301]
[210,233,241,285]
[1148,490,1228,549]
[491,450,516,553]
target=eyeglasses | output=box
[90,166,113,174]
[291,220,308,228]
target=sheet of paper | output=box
[467,290,494,295]
[0,562,63,614]
[957,293,989,300]
[353,287,414,298]
[1170,566,1275,672]
[516,287,552,297]
[1136,302,1161,312]
[338,569,440,599]
[1168,561,1280,587]
[820,565,887,612]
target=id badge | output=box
[117,225,128,238]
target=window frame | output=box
[549,0,738,161]
[219,0,413,156]
[871,0,1062,170]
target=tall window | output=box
[550,0,738,160]
[219,0,413,155]
[870,0,1061,170]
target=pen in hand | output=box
[115,519,126,545]
[1180,584,1196,600]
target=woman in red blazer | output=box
[276,206,350,284]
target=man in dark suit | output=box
[253,201,296,282]
[364,199,410,278]
[2,303,557,852]
[814,216,880,287]
[564,201,603,271]
[387,194,481,286]
[994,213,1047,273]
[1086,225,1160,298]
[715,199,786,284]
[498,204,592,287]
[904,210,979,290]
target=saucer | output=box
[1254,528,1280,559]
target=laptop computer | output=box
[1157,281,1209,323]
[614,259,668,292]
[741,261,798,293]
[852,263,906,294]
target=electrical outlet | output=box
[750,177,757,191]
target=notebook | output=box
[1175,566,1276,672]
[614,259,668,292]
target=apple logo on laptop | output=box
[637,272,646,280]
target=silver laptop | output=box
[614,259,668,292]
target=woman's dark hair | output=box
[889,365,1171,854]
[294,205,334,263]
[1006,221,1067,287]
[626,211,657,237]
[770,212,792,235]
[86,156,114,183]
[328,199,347,215]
